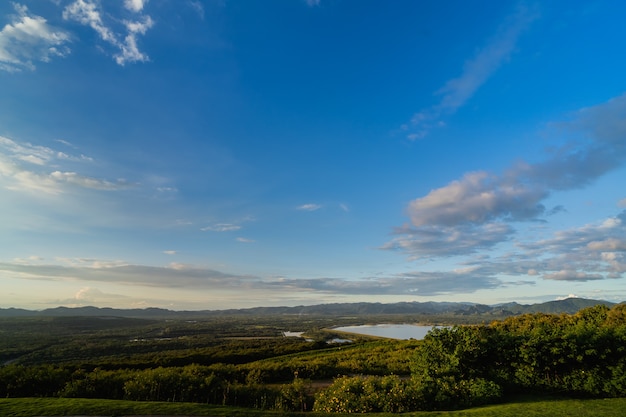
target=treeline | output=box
[0,363,311,410]
[316,304,626,412]
[1,304,625,412]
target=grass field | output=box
[1,397,626,417]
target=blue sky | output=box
[1,0,625,310]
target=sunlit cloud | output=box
[0,135,131,194]
[544,271,604,282]
[389,93,626,261]
[0,3,71,72]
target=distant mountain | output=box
[0,307,33,317]
[0,298,618,318]
[498,298,615,315]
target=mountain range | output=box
[0,298,618,319]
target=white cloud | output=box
[0,3,71,72]
[63,0,153,65]
[124,0,149,13]
[75,286,102,300]
[0,135,131,194]
[49,171,130,190]
[389,93,626,262]
[1,136,58,165]
[56,139,75,148]
[556,294,578,300]
[297,203,322,211]
[201,223,242,232]
[236,237,255,243]
[63,0,116,42]
[404,3,538,139]
[116,16,153,65]
[163,250,177,255]
[516,210,626,279]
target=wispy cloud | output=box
[403,3,538,140]
[187,1,205,19]
[297,203,322,211]
[0,259,258,289]
[0,3,71,72]
[63,0,153,65]
[201,223,242,232]
[305,0,321,7]
[0,135,130,194]
[236,237,255,243]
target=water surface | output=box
[333,324,438,340]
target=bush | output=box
[313,375,417,413]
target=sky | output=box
[1,0,626,311]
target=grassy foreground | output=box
[1,397,626,417]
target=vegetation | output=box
[2,396,626,417]
[1,303,625,414]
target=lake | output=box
[333,324,440,340]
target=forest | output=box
[1,303,626,413]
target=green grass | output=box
[1,397,626,416]
[0,398,273,417]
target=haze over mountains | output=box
[0,298,616,319]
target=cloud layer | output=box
[386,93,626,289]
[0,257,507,297]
